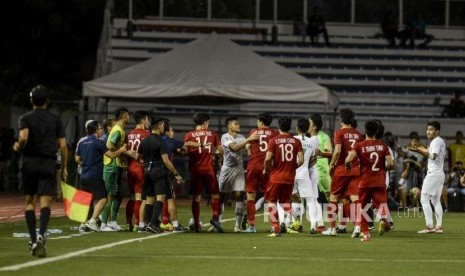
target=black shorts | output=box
[23,157,56,196]
[79,178,107,200]
[143,168,170,197]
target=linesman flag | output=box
[61,182,92,223]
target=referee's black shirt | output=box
[138,133,168,168]
[18,109,65,160]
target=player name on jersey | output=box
[361,145,385,153]
[190,130,214,138]
[253,129,274,136]
[275,137,298,144]
[127,133,144,140]
[344,132,361,140]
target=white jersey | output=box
[294,134,319,180]
[221,132,245,168]
[427,136,446,174]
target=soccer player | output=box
[137,117,183,234]
[75,120,127,232]
[218,117,259,232]
[244,113,278,233]
[409,121,446,234]
[265,117,303,237]
[323,108,363,237]
[291,118,325,234]
[184,113,223,232]
[345,120,395,241]
[101,107,135,231]
[13,85,68,257]
[309,113,333,203]
[125,110,150,231]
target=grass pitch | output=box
[1,203,464,276]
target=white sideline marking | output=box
[166,256,465,264]
[69,254,465,264]
[0,215,246,271]
[0,232,176,271]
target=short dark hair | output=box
[309,113,323,132]
[87,120,99,135]
[163,118,170,133]
[297,118,310,133]
[133,110,148,124]
[257,113,273,127]
[374,119,384,140]
[409,131,419,140]
[151,116,165,129]
[278,116,292,132]
[114,107,129,120]
[456,131,463,137]
[428,121,441,131]
[193,113,210,126]
[339,108,355,125]
[225,117,238,127]
[364,120,379,138]
[351,118,358,129]
[29,85,49,106]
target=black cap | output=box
[29,85,49,106]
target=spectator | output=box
[400,13,434,48]
[397,132,427,209]
[442,90,465,118]
[445,161,465,211]
[380,10,400,47]
[448,130,465,171]
[398,156,423,209]
[306,6,330,46]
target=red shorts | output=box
[246,169,269,193]
[331,175,359,197]
[127,165,144,194]
[189,170,219,195]
[265,182,293,203]
[358,187,387,209]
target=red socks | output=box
[247,200,256,226]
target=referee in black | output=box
[137,116,183,233]
[13,85,68,257]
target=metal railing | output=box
[117,0,465,28]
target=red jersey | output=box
[184,129,221,173]
[246,127,278,171]
[267,133,303,185]
[353,140,391,188]
[126,128,150,170]
[333,127,363,176]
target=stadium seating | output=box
[106,19,465,140]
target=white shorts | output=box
[293,169,319,198]
[421,172,445,196]
[218,166,245,193]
